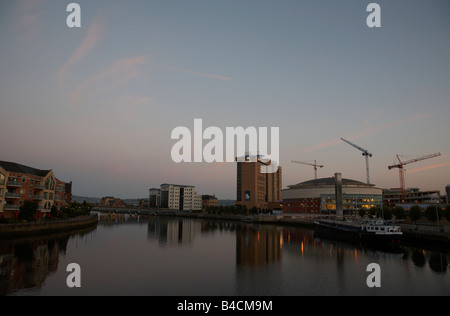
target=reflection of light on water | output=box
[301,241,304,255]
[280,234,283,249]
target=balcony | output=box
[3,204,20,211]
[5,192,21,199]
[34,184,46,190]
[33,195,45,200]
[7,181,22,188]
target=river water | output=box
[1,215,449,296]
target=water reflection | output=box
[0,227,96,295]
[1,216,448,296]
[147,217,202,246]
[403,248,448,274]
[236,225,282,266]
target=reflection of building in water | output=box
[148,217,202,246]
[236,225,282,266]
[0,237,69,295]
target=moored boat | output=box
[314,218,403,250]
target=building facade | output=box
[202,195,218,210]
[150,184,202,211]
[383,188,441,208]
[235,155,282,211]
[0,161,72,219]
[282,177,382,215]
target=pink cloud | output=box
[297,112,436,155]
[407,162,450,174]
[69,56,149,109]
[59,21,105,85]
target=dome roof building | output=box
[282,176,383,215]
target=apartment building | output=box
[0,161,72,219]
[150,184,202,211]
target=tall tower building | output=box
[236,155,282,211]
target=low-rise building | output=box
[202,195,218,210]
[150,184,202,211]
[383,188,441,208]
[0,160,72,219]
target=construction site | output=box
[283,138,445,215]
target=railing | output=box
[5,192,21,199]
[34,184,46,190]
[3,205,20,211]
[7,181,22,187]
[32,195,45,200]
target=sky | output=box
[0,0,449,200]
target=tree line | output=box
[0,200,93,223]
[359,205,450,224]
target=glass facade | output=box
[321,194,383,215]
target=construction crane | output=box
[291,160,324,180]
[340,138,373,184]
[388,153,441,202]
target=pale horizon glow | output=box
[1,0,449,200]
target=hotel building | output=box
[149,184,202,211]
[235,155,282,211]
[0,161,72,219]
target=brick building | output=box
[0,161,72,219]
[235,155,282,211]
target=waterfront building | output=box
[149,188,161,207]
[100,196,125,207]
[383,188,441,208]
[202,195,218,210]
[235,155,282,211]
[150,184,202,211]
[282,177,382,215]
[0,160,72,219]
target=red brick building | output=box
[0,161,72,220]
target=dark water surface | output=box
[1,216,449,296]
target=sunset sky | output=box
[1,0,449,199]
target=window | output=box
[0,173,5,185]
[0,188,3,197]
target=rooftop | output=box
[287,177,375,189]
[0,160,51,177]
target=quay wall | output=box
[0,215,98,238]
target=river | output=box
[1,215,449,296]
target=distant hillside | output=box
[72,195,101,204]
[218,200,236,206]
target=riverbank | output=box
[0,215,99,238]
[94,208,450,248]
[157,212,450,248]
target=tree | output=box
[19,200,38,222]
[392,206,406,221]
[382,206,392,220]
[410,205,422,223]
[425,205,442,223]
[358,208,367,217]
[51,205,59,218]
